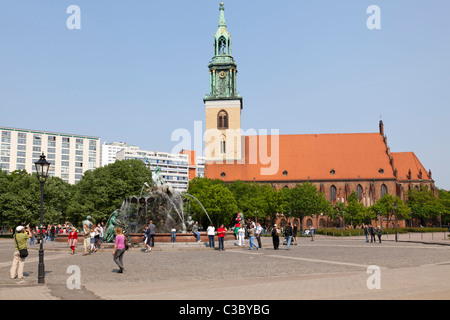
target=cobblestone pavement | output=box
[1,234,449,300]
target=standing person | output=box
[369,224,376,243]
[285,222,293,250]
[207,223,215,248]
[376,226,382,243]
[148,220,156,248]
[29,227,36,246]
[143,224,151,252]
[171,227,177,243]
[293,223,298,245]
[217,224,226,251]
[363,224,369,243]
[10,225,30,280]
[94,224,101,251]
[238,223,246,247]
[192,221,201,242]
[44,226,51,243]
[112,227,126,273]
[272,224,280,250]
[310,225,315,241]
[89,227,96,253]
[68,227,78,255]
[82,216,93,256]
[50,225,55,242]
[255,222,262,249]
[99,223,104,249]
[248,223,259,250]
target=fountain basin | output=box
[55,231,236,244]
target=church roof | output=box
[205,132,397,182]
[391,152,431,181]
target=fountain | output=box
[103,166,216,244]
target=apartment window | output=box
[76,150,83,156]
[17,151,26,158]
[18,138,27,144]
[16,165,26,170]
[16,158,26,164]
[48,136,56,142]
[62,149,70,155]
[18,133,26,139]
[47,154,55,160]
[62,137,70,143]
[61,174,69,180]
[75,162,83,168]
[17,145,26,151]
[1,144,10,150]
[48,148,56,153]
[61,161,70,167]
[76,139,83,144]
[2,131,11,137]
[62,143,70,149]
[48,141,56,147]
[1,157,10,162]
[33,146,41,152]
[1,137,11,143]
[61,167,69,173]
[61,155,70,161]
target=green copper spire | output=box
[204,1,241,101]
[218,2,226,28]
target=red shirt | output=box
[217,228,226,238]
[69,231,78,240]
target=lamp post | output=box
[35,153,50,284]
[393,202,398,242]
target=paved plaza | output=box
[1,233,449,300]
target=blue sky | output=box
[1,0,449,189]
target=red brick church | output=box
[202,3,436,229]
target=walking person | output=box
[68,227,78,255]
[293,223,298,245]
[238,223,246,247]
[44,226,51,243]
[217,224,226,251]
[10,225,30,280]
[90,227,96,253]
[272,224,280,250]
[285,222,293,250]
[112,227,126,273]
[248,223,259,250]
[207,223,215,248]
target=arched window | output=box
[380,184,388,197]
[218,36,227,55]
[357,184,363,201]
[220,135,226,154]
[217,110,228,129]
[330,185,337,203]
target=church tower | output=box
[204,2,243,162]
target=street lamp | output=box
[35,153,50,284]
[393,202,398,242]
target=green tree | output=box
[67,159,152,227]
[187,177,238,227]
[407,186,445,226]
[346,192,367,227]
[369,194,410,227]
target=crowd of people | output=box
[8,215,386,280]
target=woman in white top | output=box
[238,224,246,247]
[207,224,215,248]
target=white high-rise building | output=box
[116,148,191,191]
[0,126,100,184]
[101,142,138,167]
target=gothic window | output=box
[330,185,337,203]
[218,36,227,55]
[357,184,363,201]
[380,184,388,197]
[217,110,228,129]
